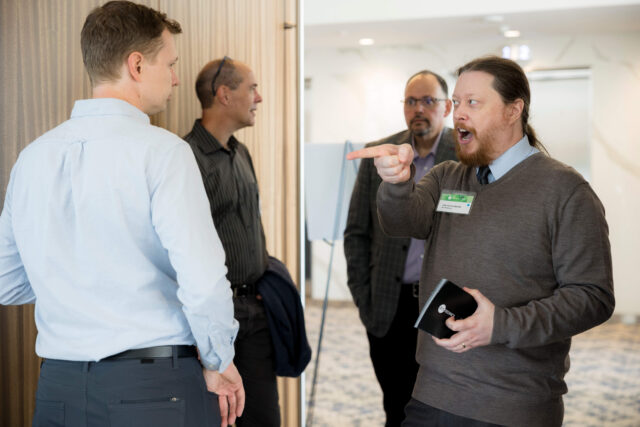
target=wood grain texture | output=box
[0,1,300,425]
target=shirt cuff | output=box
[198,319,238,372]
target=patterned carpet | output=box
[303,300,640,427]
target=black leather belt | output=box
[232,282,257,297]
[105,345,197,360]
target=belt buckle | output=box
[233,283,253,298]
[412,282,419,298]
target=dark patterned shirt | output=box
[184,119,268,286]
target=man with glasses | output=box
[344,70,456,426]
[184,58,280,427]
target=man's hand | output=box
[347,143,414,183]
[432,287,495,353]
[203,362,245,427]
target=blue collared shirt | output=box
[0,98,238,371]
[480,135,539,183]
[402,130,442,284]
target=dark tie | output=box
[477,166,491,185]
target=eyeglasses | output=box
[211,56,231,95]
[402,96,447,108]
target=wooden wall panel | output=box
[282,0,302,424]
[0,2,98,425]
[0,0,300,425]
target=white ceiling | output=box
[304,4,640,49]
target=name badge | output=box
[436,190,476,215]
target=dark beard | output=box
[410,117,431,137]
[454,138,493,167]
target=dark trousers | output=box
[33,355,220,427]
[233,296,280,427]
[367,284,420,427]
[402,398,505,427]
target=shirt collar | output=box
[191,119,239,154]
[485,135,539,181]
[70,98,150,125]
[411,129,443,161]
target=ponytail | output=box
[524,123,548,154]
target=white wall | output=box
[305,31,640,317]
[305,0,639,25]
[528,75,591,180]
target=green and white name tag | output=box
[436,190,476,215]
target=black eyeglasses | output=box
[402,96,447,108]
[211,56,231,95]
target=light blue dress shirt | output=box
[480,135,539,183]
[0,98,238,371]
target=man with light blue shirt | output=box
[0,2,243,426]
[348,56,614,427]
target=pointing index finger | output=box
[346,144,398,160]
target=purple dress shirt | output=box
[401,130,443,284]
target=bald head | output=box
[405,70,448,96]
[197,59,262,135]
[195,58,247,109]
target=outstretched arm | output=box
[348,143,441,240]
[347,143,414,184]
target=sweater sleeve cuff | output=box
[491,306,509,345]
[379,164,416,199]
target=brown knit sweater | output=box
[377,153,615,427]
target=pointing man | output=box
[348,56,614,427]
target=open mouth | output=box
[458,128,472,141]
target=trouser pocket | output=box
[108,397,185,427]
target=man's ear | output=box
[507,99,524,124]
[443,98,453,117]
[216,85,231,106]
[127,52,144,82]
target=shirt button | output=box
[420,254,424,259]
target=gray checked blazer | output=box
[343,128,457,337]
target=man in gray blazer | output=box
[344,70,457,426]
